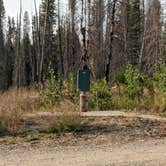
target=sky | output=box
[4,0,42,18]
[4,0,67,19]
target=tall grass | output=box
[0,88,38,134]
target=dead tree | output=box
[105,0,118,83]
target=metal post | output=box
[80,92,87,112]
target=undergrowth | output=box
[0,62,165,136]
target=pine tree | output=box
[127,0,141,66]
[0,0,5,90]
[22,11,31,86]
[39,0,58,81]
[5,17,16,88]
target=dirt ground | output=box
[1,111,166,166]
[1,138,166,166]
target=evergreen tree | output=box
[22,11,31,86]
[39,0,58,80]
[127,0,141,66]
[5,17,16,88]
[0,0,5,90]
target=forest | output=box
[0,1,166,164]
[0,0,165,111]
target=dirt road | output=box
[1,138,166,166]
[1,111,166,166]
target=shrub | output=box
[152,94,166,112]
[115,67,126,86]
[39,69,62,106]
[143,75,154,96]
[89,78,112,110]
[62,73,78,103]
[124,65,144,99]
[152,62,166,111]
[153,62,166,94]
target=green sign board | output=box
[77,69,90,92]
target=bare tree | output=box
[105,0,118,83]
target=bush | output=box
[152,62,166,111]
[124,65,144,99]
[62,73,78,103]
[89,78,112,110]
[115,67,126,86]
[154,62,166,94]
[39,69,62,107]
[152,94,166,112]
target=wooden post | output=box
[80,92,87,112]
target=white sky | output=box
[4,0,41,18]
[4,0,67,19]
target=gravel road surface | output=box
[1,138,166,166]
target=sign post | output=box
[77,68,90,112]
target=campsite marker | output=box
[77,68,90,112]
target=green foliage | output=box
[124,65,144,99]
[153,94,166,112]
[112,63,165,112]
[89,78,112,110]
[112,95,152,110]
[62,73,78,103]
[143,75,154,92]
[39,71,79,107]
[127,0,141,65]
[154,62,166,93]
[37,63,165,112]
[115,67,126,86]
[39,69,61,106]
[153,62,166,111]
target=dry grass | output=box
[0,88,79,135]
[44,111,82,134]
[0,88,38,134]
